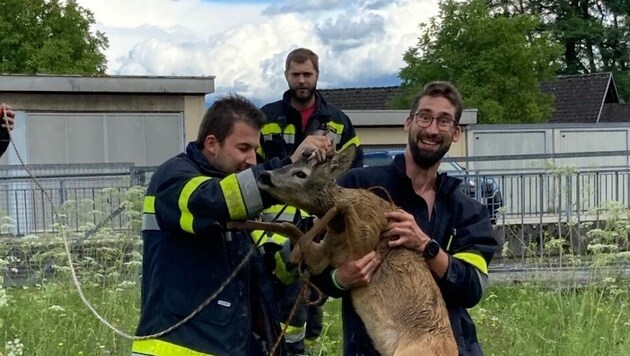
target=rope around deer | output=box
[2,111,322,354]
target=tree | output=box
[486,0,630,100]
[395,0,563,124]
[0,0,108,75]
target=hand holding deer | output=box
[235,145,458,356]
[333,251,381,289]
[384,209,431,253]
[289,134,332,163]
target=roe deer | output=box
[231,145,457,356]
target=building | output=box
[0,74,214,166]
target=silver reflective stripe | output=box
[142,214,160,231]
[263,134,273,141]
[314,130,341,146]
[236,169,264,216]
[327,132,341,146]
[477,269,490,295]
[283,134,295,144]
[261,212,295,222]
[284,328,306,344]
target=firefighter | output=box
[132,94,330,356]
[257,48,364,355]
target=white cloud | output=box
[76,0,439,104]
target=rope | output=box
[3,109,318,353]
[1,110,260,341]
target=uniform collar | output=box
[392,154,462,196]
[185,142,225,177]
[282,89,332,117]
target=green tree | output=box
[396,0,562,124]
[487,0,630,100]
[0,0,108,74]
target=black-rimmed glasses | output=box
[410,113,457,131]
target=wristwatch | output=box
[422,239,441,260]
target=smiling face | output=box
[404,95,461,169]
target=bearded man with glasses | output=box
[311,81,498,356]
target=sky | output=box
[75,0,439,105]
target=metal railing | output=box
[0,161,628,256]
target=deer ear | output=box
[328,145,357,179]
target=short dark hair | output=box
[285,48,319,72]
[410,81,463,123]
[196,94,266,146]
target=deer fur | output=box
[230,145,457,356]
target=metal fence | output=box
[0,163,148,235]
[0,160,628,244]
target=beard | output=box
[289,86,316,104]
[408,133,451,168]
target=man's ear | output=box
[452,125,461,142]
[404,116,412,132]
[204,134,219,156]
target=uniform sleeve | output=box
[147,158,285,236]
[437,201,497,308]
[0,127,10,158]
[336,113,364,168]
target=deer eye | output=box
[293,171,307,179]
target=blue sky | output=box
[77,0,438,104]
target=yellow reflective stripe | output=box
[256,146,266,159]
[262,204,311,218]
[284,124,296,134]
[326,121,344,134]
[274,251,296,284]
[132,339,213,356]
[261,123,282,135]
[143,196,155,214]
[251,230,266,246]
[340,135,361,151]
[220,174,248,220]
[250,231,289,246]
[453,251,488,275]
[178,176,212,234]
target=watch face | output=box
[424,240,440,259]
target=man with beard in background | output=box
[311,81,498,356]
[256,47,363,355]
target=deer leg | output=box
[226,220,303,244]
[290,205,341,273]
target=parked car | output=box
[363,150,503,224]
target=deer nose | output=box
[258,171,273,187]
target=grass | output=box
[2,279,629,355]
[474,281,630,355]
[1,283,139,355]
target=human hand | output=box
[290,135,333,163]
[383,209,430,253]
[0,103,15,131]
[334,251,382,289]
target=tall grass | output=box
[0,185,628,355]
[2,281,627,355]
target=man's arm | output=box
[0,104,15,158]
[337,112,364,168]
[309,251,381,298]
[435,206,497,308]
[149,158,285,235]
[385,205,496,308]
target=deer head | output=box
[258,144,357,216]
